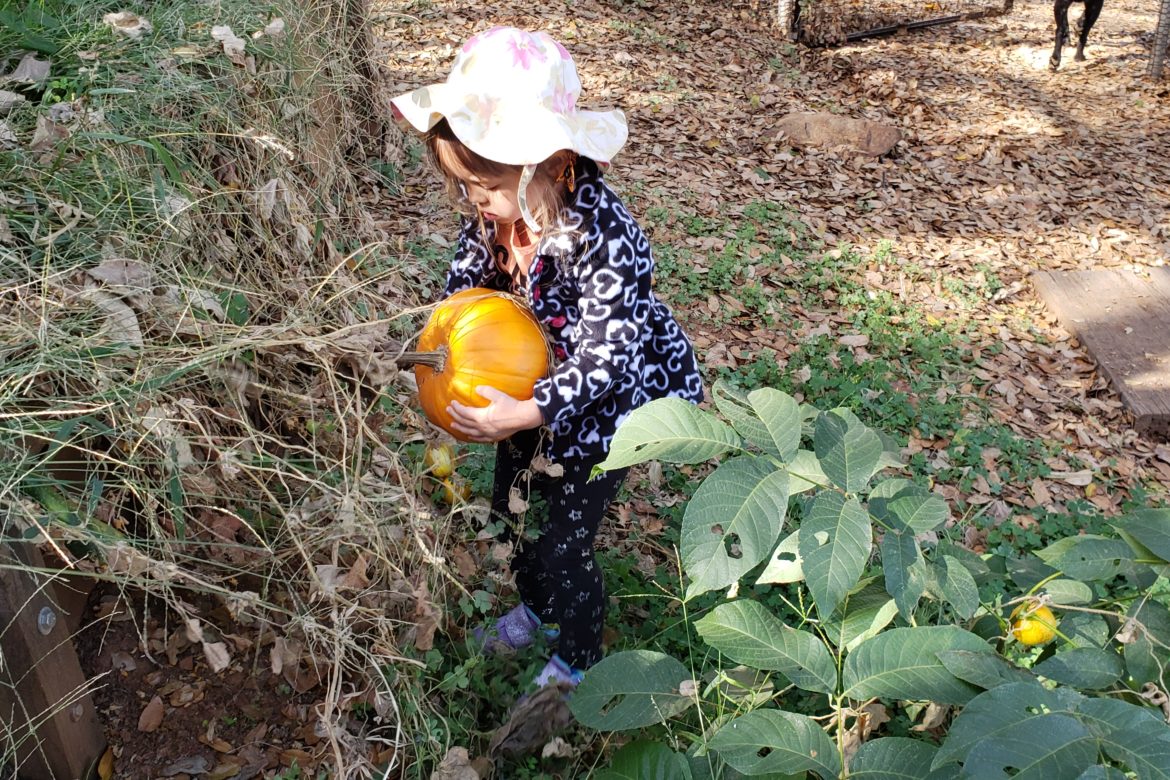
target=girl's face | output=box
[461,171,522,225]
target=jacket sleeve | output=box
[443,216,501,297]
[531,215,652,424]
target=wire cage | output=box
[780,0,1015,45]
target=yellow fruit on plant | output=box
[424,443,456,478]
[1011,602,1058,646]
[437,477,472,505]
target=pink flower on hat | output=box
[390,26,629,167]
[507,32,548,70]
[550,88,576,115]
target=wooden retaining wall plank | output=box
[1032,267,1170,437]
[0,542,105,780]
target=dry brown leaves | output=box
[375,0,1168,537]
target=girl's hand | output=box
[447,386,544,443]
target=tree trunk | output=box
[1151,0,1170,78]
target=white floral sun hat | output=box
[390,26,628,168]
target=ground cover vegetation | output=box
[4,0,1170,777]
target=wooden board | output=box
[0,542,105,780]
[1033,268,1170,437]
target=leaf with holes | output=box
[595,398,742,472]
[695,600,837,694]
[596,740,692,780]
[799,491,872,618]
[843,626,992,704]
[571,651,691,731]
[1076,698,1170,780]
[881,529,925,619]
[756,529,803,585]
[932,681,1087,769]
[813,410,883,493]
[848,737,940,779]
[708,709,841,779]
[959,715,1097,779]
[1035,535,1134,581]
[681,456,790,598]
[1033,648,1124,690]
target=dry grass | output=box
[0,1,456,776]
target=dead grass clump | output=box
[1,2,450,776]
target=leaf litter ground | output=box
[375,0,1169,533]
[76,0,1170,776]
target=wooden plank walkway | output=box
[1033,267,1170,438]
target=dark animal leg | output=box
[1075,0,1103,62]
[1050,1,1070,71]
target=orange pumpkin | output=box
[407,288,549,441]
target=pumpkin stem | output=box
[396,346,447,373]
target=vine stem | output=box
[395,346,447,372]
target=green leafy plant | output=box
[575,379,1170,778]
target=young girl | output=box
[391,27,703,689]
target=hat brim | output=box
[391,84,627,166]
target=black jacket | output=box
[444,161,703,461]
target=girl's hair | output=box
[424,118,572,236]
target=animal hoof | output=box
[1049,59,1060,71]
[1074,53,1086,62]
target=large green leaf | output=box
[875,490,950,535]
[597,740,693,780]
[787,449,829,494]
[596,398,742,471]
[708,709,841,779]
[1117,509,1170,562]
[869,477,916,499]
[936,555,980,619]
[713,382,802,462]
[1122,599,1170,686]
[695,600,837,694]
[822,582,899,653]
[799,491,873,618]
[842,626,992,704]
[1061,612,1110,649]
[1035,535,1134,581]
[756,530,803,585]
[848,738,941,779]
[959,714,1098,779]
[1076,698,1170,780]
[1044,578,1094,605]
[937,649,1034,690]
[1033,648,1124,690]
[713,380,779,456]
[681,456,790,597]
[748,388,802,462]
[933,681,1086,768]
[1077,767,1130,780]
[1116,529,1170,577]
[813,410,883,493]
[881,530,925,619]
[571,650,691,731]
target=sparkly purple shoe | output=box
[473,604,559,654]
[533,653,585,688]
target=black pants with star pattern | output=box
[490,428,629,670]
